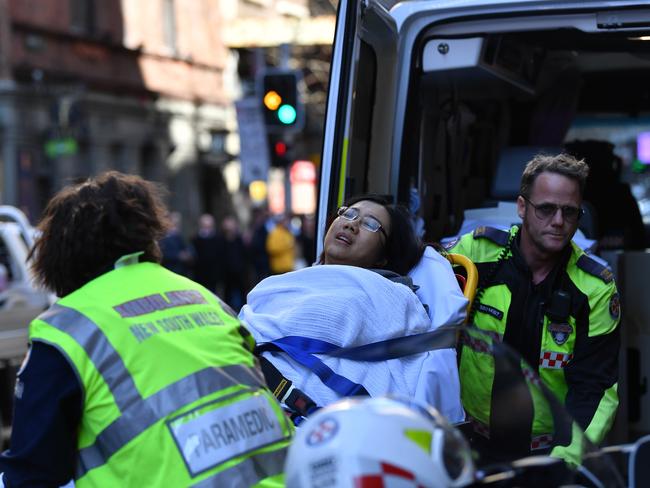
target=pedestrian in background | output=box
[190,213,222,292]
[0,171,291,486]
[220,215,248,312]
[159,211,192,276]
[266,214,296,275]
[565,139,646,250]
[298,214,316,266]
[246,206,272,285]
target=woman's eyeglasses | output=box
[337,206,388,239]
[521,196,584,223]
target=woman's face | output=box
[323,200,391,269]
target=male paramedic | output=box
[448,153,620,456]
[0,171,291,487]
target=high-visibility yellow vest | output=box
[449,226,619,451]
[29,258,292,487]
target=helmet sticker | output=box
[306,417,339,446]
[307,455,338,485]
[354,462,419,487]
[404,429,433,455]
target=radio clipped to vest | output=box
[545,290,573,346]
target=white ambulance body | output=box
[318,0,650,442]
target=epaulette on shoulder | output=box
[472,226,510,246]
[576,254,614,284]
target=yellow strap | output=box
[445,253,478,317]
[272,378,288,399]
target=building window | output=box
[70,0,96,36]
[163,0,177,55]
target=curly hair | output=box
[29,171,170,297]
[319,194,425,275]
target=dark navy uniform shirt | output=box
[0,342,81,487]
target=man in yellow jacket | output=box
[448,153,619,463]
[266,214,296,274]
[0,172,292,487]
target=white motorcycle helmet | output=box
[285,396,475,488]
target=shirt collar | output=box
[114,251,144,269]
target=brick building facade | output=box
[0,0,236,225]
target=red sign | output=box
[290,160,316,184]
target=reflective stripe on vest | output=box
[460,329,502,354]
[190,448,287,487]
[530,434,553,451]
[520,363,542,388]
[37,303,269,477]
[539,350,573,369]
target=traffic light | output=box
[269,135,291,167]
[259,69,303,132]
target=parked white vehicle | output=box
[0,206,50,441]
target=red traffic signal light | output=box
[274,140,287,156]
[269,136,291,167]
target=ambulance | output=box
[317,0,650,444]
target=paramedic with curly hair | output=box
[0,171,291,487]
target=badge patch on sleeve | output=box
[609,293,621,320]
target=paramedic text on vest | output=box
[0,172,292,487]
[448,154,620,455]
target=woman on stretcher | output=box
[238,195,468,423]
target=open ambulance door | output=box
[318,0,650,442]
[317,0,404,250]
[317,0,650,246]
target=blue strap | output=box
[266,337,368,397]
[259,326,458,397]
[272,336,338,354]
[272,327,457,361]
[329,328,456,360]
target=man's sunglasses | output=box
[522,196,584,223]
[337,206,388,239]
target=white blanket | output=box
[239,264,464,422]
[409,245,469,328]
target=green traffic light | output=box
[277,104,297,125]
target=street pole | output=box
[0,0,17,206]
[279,43,292,215]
